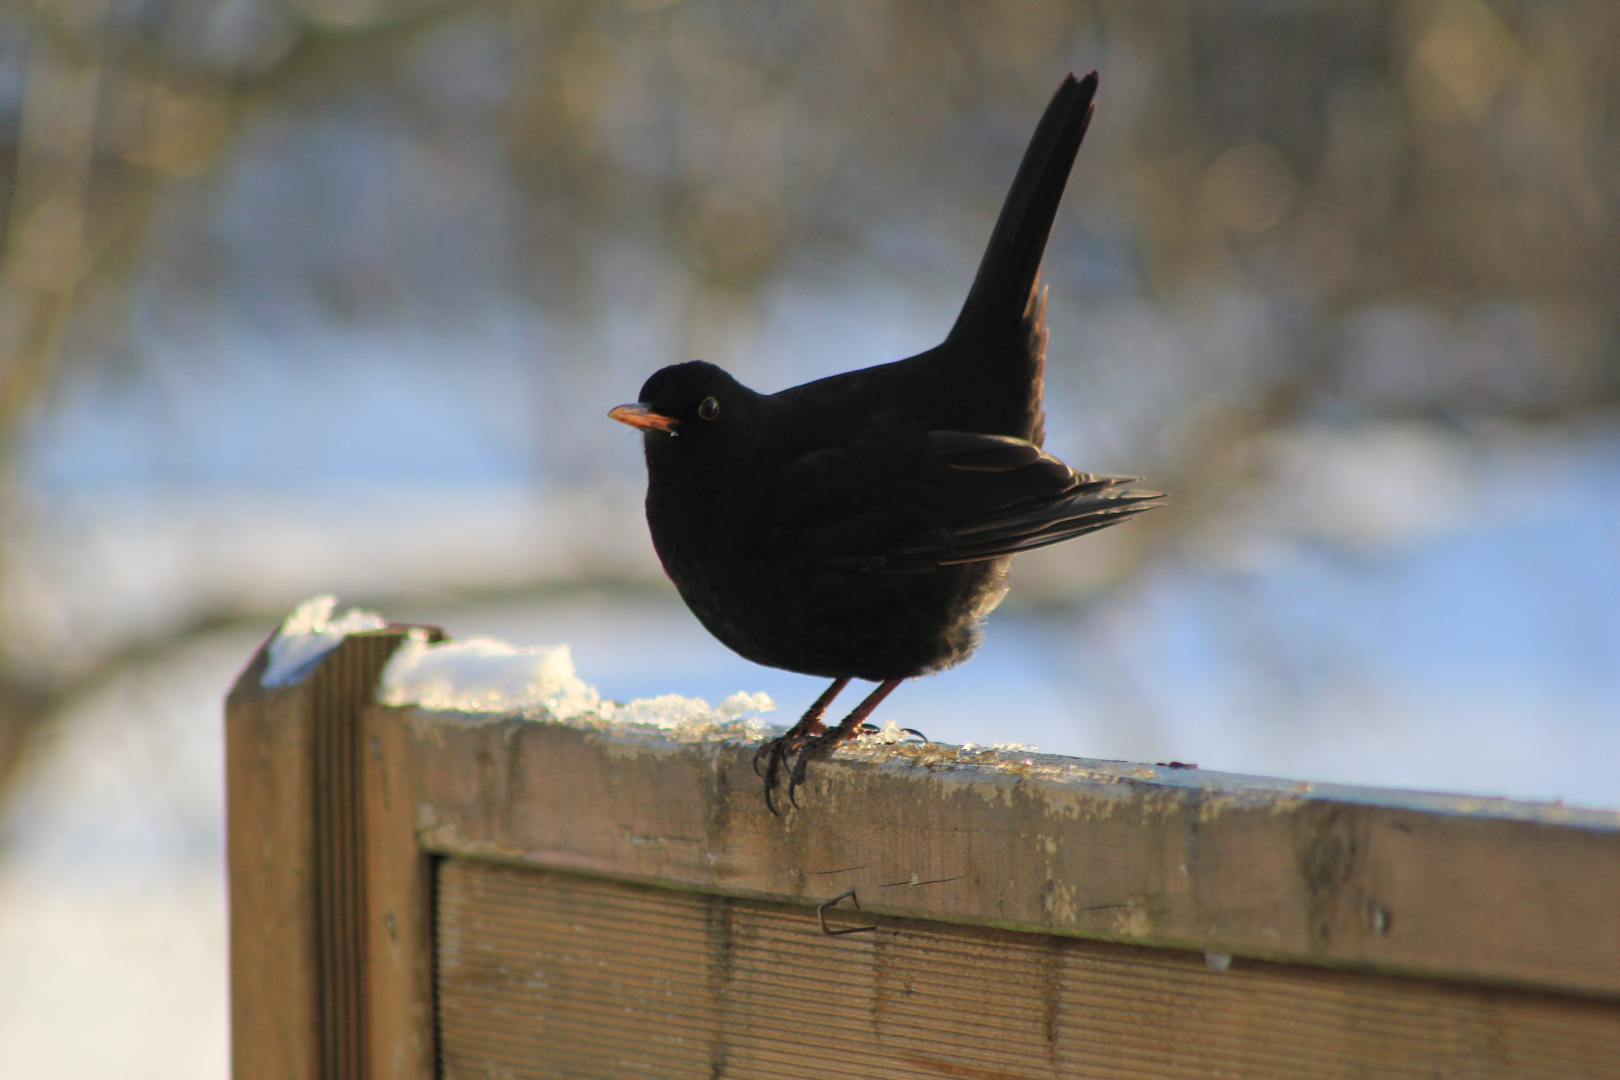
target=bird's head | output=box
[609,361,763,479]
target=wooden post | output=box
[226,627,438,1080]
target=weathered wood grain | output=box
[227,629,1620,1080]
[361,688,438,1080]
[226,641,322,1080]
[227,629,425,1080]
[436,859,1620,1080]
[387,708,1620,999]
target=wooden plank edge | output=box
[388,707,1620,1001]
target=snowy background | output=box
[0,2,1617,1076]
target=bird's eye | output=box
[698,396,720,421]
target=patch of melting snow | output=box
[956,742,1040,755]
[261,594,387,686]
[266,597,1085,753]
[859,721,913,745]
[375,623,776,739]
[378,629,602,717]
[262,596,778,739]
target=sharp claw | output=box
[787,750,807,809]
[786,734,826,809]
[758,736,780,814]
[764,761,784,817]
[900,727,929,743]
[759,732,807,816]
[761,721,857,814]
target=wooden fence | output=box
[226,627,1620,1079]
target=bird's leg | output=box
[786,678,904,807]
[756,677,850,815]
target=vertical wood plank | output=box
[312,634,408,1080]
[226,643,321,1080]
[226,628,420,1080]
[362,697,439,1080]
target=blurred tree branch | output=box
[0,0,463,791]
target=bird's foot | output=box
[759,678,905,814]
[784,726,867,808]
[755,726,822,816]
[777,725,929,811]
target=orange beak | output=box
[609,403,678,433]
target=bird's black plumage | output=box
[610,72,1160,809]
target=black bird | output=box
[610,72,1159,812]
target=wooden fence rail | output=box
[226,627,1620,1079]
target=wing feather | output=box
[777,425,1160,573]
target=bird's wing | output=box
[776,426,1160,574]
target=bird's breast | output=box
[645,482,1009,681]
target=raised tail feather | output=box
[946,72,1097,346]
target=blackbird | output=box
[610,72,1160,812]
